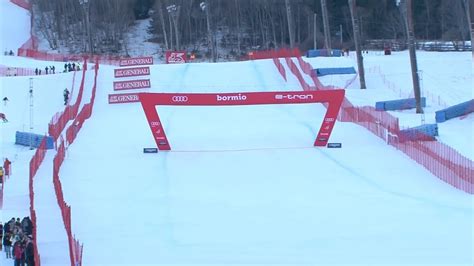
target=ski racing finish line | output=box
[139,90,345,150]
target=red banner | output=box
[113,79,151,91]
[119,56,153,67]
[114,67,150,78]
[138,90,345,150]
[108,93,140,104]
[165,51,187,64]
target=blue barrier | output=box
[375,97,426,111]
[143,148,158,153]
[15,131,54,149]
[314,67,356,76]
[307,49,342,58]
[398,124,438,142]
[435,99,474,123]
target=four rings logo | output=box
[275,94,314,100]
[172,96,188,102]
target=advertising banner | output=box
[108,93,140,104]
[138,90,345,150]
[113,79,151,91]
[165,51,187,64]
[114,67,150,78]
[119,56,153,67]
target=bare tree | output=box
[156,0,169,50]
[348,0,366,89]
[399,0,423,114]
[321,0,332,53]
[462,0,473,56]
[285,0,295,48]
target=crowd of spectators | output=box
[1,217,35,266]
[34,62,81,76]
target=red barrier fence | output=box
[66,62,98,146]
[247,49,300,60]
[29,137,48,266]
[0,66,35,76]
[10,0,31,11]
[53,139,82,266]
[55,61,98,266]
[17,48,121,65]
[49,60,87,142]
[270,48,473,194]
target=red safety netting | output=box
[53,139,82,266]
[17,48,122,66]
[0,66,35,76]
[66,61,98,146]
[9,0,31,10]
[267,48,473,194]
[29,137,48,266]
[49,60,87,142]
[247,49,300,60]
[53,61,98,266]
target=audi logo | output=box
[172,96,188,102]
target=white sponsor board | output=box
[113,79,151,91]
[114,67,150,78]
[108,93,140,104]
[119,56,153,67]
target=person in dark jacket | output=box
[3,232,12,258]
[0,222,2,251]
[25,237,34,266]
[63,88,70,105]
[21,217,33,236]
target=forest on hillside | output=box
[31,0,472,56]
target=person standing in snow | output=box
[0,113,8,122]
[63,88,70,105]
[0,222,2,251]
[4,158,11,177]
[3,231,12,258]
[25,236,34,266]
[13,240,23,266]
[0,167,3,185]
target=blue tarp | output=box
[314,67,356,76]
[307,49,342,58]
[398,124,438,142]
[435,99,474,122]
[15,131,54,149]
[375,97,426,111]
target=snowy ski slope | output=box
[0,1,473,265]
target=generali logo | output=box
[216,94,247,102]
[108,93,140,104]
[114,67,150,78]
[275,94,314,100]
[119,57,153,67]
[113,79,151,91]
[166,51,187,64]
